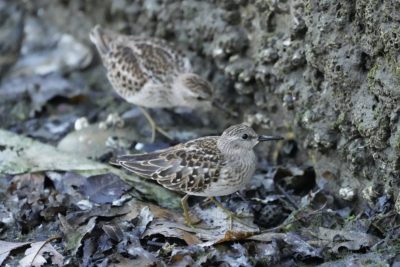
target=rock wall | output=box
[20,0,400,207]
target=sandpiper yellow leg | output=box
[138,106,172,142]
[181,194,193,227]
[210,197,252,230]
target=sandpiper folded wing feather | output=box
[128,37,191,74]
[116,137,224,193]
[102,35,191,96]
[112,34,190,76]
[117,151,177,176]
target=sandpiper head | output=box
[178,73,213,109]
[89,25,113,56]
[219,124,283,151]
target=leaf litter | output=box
[1,129,399,266]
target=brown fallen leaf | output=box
[316,227,380,253]
[58,214,97,255]
[66,204,130,226]
[19,241,64,267]
[118,199,183,223]
[247,232,287,242]
[169,254,196,267]
[102,224,125,243]
[199,229,260,247]
[136,206,154,236]
[9,173,45,193]
[78,173,132,204]
[0,240,31,265]
[144,220,202,246]
[219,230,257,243]
[110,253,157,267]
[249,232,322,259]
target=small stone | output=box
[259,48,278,63]
[74,117,89,131]
[339,186,355,201]
[105,113,125,128]
[362,183,383,204]
[77,199,93,210]
[98,122,107,130]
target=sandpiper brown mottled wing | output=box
[89,25,214,142]
[114,124,283,226]
[117,137,222,195]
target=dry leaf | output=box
[0,240,31,265]
[249,232,322,259]
[144,220,202,245]
[199,230,259,247]
[58,214,96,255]
[136,206,154,236]
[316,227,380,253]
[78,173,132,204]
[110,253,157,267]
[19,241,63,267]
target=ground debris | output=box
[0,129,181,209]
[78,173,132,204]
[57,123,142,159]
[0,73,85,114]
[19,240,64,267]
[314,227,380,253]
[59,214,96,255]
[0,240,31,265]
[0,239,63,267]
[0,131,396,266]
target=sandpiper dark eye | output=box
[242,134,248,140]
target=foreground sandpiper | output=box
[114,123,283,227]
[89,25,218,142]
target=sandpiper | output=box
[114,124,283,226]
[89,25,218,142]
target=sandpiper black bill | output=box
[258,135,284,141]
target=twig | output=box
[261,202,327,233]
